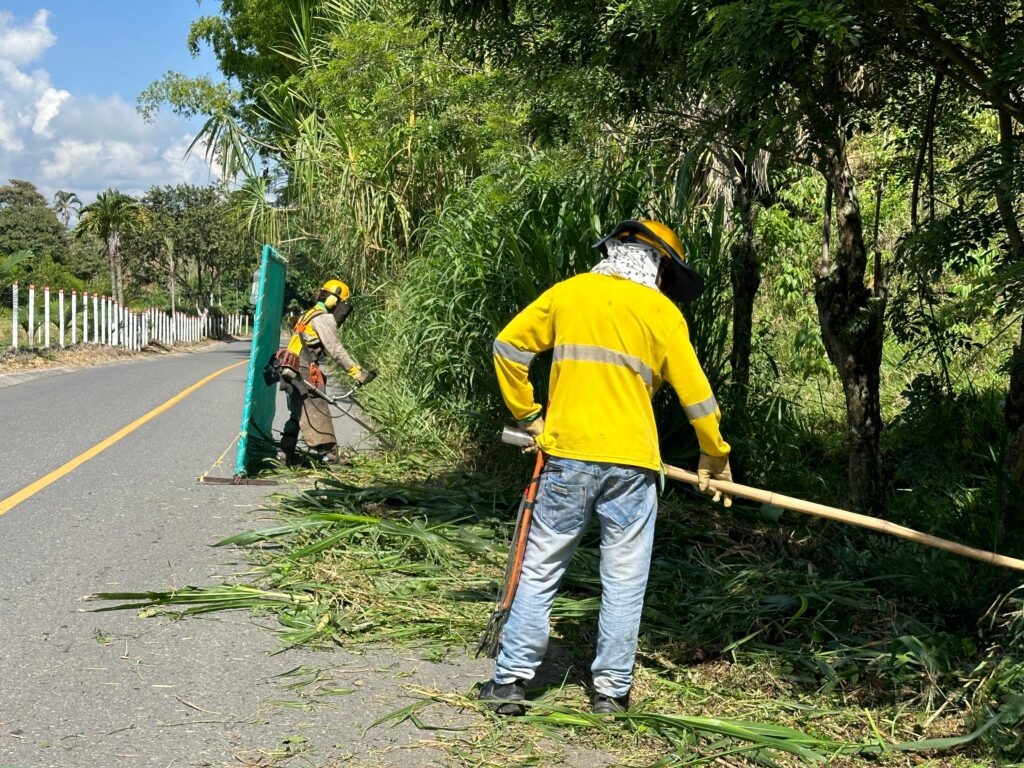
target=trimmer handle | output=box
[501,426,534,448]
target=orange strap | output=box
[308,362,325,390]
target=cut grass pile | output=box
[91,453,1024,766]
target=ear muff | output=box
[324,293,339,310]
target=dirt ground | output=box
[0,340,218,373]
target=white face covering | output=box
[590,240,662,290]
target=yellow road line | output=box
[0,360,246,518]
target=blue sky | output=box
[0,2,225,204]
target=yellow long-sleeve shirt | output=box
[493,272,730,471]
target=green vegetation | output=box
[89,0,1024,764]
[0,178,255,341]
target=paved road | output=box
[0,341,489,768]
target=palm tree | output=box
[75,189,146,305]
[0,250,32,280]
[162,235,177,316]
[52,190,82,228]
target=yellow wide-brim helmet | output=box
[593,219,704,303]
[321,279,351,304]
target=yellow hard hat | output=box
[320,279,350,309]
[593,219,704,302]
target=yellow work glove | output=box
[697,453,733,507]
[517,415,545,453]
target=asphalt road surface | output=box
[0,341,492,768]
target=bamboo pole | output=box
[663,464,1024,573]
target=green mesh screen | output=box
[235,245,287,476]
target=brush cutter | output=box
[264,350,373,406]
[477,429,546,658]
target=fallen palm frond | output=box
[89,584,315,614]
[375,685,1020,766]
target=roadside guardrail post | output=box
[44,286,50,348]
[28,285,35,349]
[11,282,18,350]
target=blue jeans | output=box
[493,456,657,698]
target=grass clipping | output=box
[90,455,1024,766]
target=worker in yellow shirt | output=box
[278,279,374,465]
[479,219,733,715]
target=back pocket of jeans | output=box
[535,479,586,534]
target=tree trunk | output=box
[107,234,117,301]
[729,157,760,405]
[111,230,124,306]
[169,256,177,316]
[997,108,1024,511]
[815,149,887,513]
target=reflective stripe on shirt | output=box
[493,338,536,366]
[683,395,718,421]
[552,343,654,389]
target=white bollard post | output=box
[82,292,89,343]
[71,290,77,345]
[27,285,35,349]
[100,296,106,344]
[58,289,65,348]
[43,286,50,348]
[142,312,148,348]
[92,293,99,342]
[11,282,18,350]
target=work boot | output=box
[477,679,527,716]
[278,428,299,467]
[317,450,340,465]
[592,691,629,715]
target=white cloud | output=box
[39,139,102,179]
[32,86,68,135]
[0,9,56,65]
[0,9,221,203]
